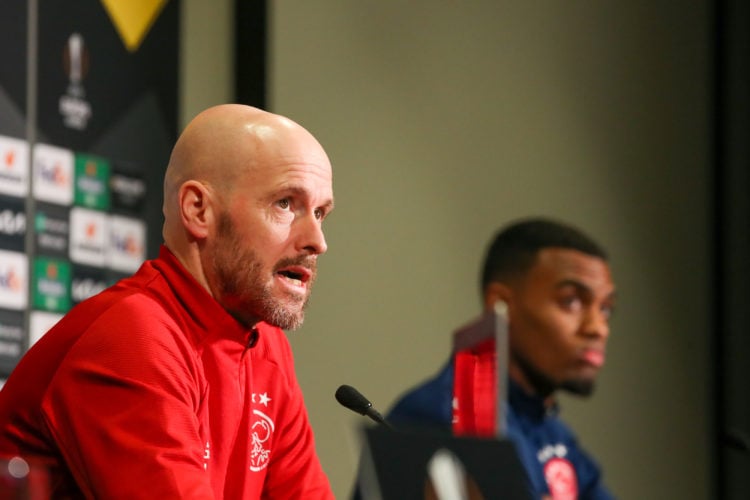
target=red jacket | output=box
[0,246,333,499]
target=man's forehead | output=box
[531,247,614,286]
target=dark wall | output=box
[715,0,750,497]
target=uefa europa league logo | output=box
[60,32,92,130]
[63,32,89,94]
[67,33,84,85]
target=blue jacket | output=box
[388,359,615,500]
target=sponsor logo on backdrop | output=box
[0,197,26,252]
[0,250,28,310]
[0,210,25,236]
[0,135,30,198]
[59,32,92,130]
[33,143,74,205]
[110,170,146,213]
[0,310,24,375]
[108,214,146,273]
[35,204,70,258]
[0,319,22,344]
[70,207,107,267]
[71,265,108,304]
[33,257,72,313]
[74,154,110,210]
[28,310,64,348]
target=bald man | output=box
[0,105,335,498]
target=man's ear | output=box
[178,180,214,240]
[484,282,513,312]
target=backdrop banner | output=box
[0,0,179,377]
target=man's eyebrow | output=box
[322,199,334,212]
[276,185,334,212]
[555,278,591,291]
[556,279,617,301]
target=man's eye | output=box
[560,296,582,311]
[278,199,290,209]
[314,208,323,220]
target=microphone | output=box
[335,384,393,429]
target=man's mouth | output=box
[581,349,605,368]
[276,266,312,287]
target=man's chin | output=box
[257,287,311,329]
[561,378,596,397]
[264,304,305,331]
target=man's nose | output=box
[583,307,610,340]
[297,214,328,255]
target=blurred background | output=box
[0,0,750,500]
[3,1,749,498]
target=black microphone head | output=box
[335,384,372,416]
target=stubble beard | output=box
[514,352,596,398]
[212,212,312,331]
[560,378,596,397]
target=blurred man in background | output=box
[381,217,617,499]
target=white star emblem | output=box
[258,393,271,406]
